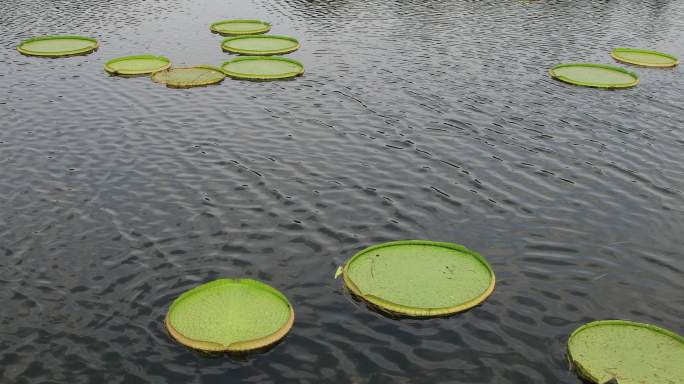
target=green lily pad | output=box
[549,63,639,88]
[221,56,304,80]
[104,55,171,76]
[17,35,98,57]
[165,279,294,352]
[611,48,679,67]
[568,320,684,384]
[338,240,496,317]
[151,66,225,88]
[222,35,300,55]
[211,19,271,36]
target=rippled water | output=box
[2,0,684,382]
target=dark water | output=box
[2,0,684,382]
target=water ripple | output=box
[2,0,684,382]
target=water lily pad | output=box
[221,56,304,80]
[549,63,639,88]
[337,240,496,317]
[611,48,679,67]
[104,55,171,75]
[222,35,300,55]
[17,35,98,57]
[211,19,271,36]
[166,279,294,352]
[567,320,684,384]
[151,66,225,88]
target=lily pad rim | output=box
[567,319,684,384]
[221,34,301,55]
[210,19,272,35]
[549,63,640,89]
[221,56,305,79]
[151,65,226,88]
[17,35,99,57]
[104,54,171,75]
[611,47,680,67]
[165,278,295,352]
[340,239,496,317]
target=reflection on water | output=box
[1,0,684,382]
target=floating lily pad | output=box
[166,279,294,352]
[151,66,225,88]
[611,48,679,67]
[337,240,496,317]
[567,320,684,384]
[549,63,639,88]
[211,19,271,36]
[17,35,98,57]
[104,55,171,76]
[222,35,300,55]
[221,56,304,80]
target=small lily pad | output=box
[166,279,294,352]
[222,35,300,55]
[549,63,639,88]
[567,320,684,384]
[338,240,495,317]
[211,19,271,36]
[104,55,171,75]
[611,48,679,67]
[221,56,304,80]
[151,66,225,88]
[17,35,98,57]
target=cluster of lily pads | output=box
[550,47,679,88]
[16,19,304,87]
[165,239,684,384]
[16,28,683,384]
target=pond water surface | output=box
[1,0,684,382]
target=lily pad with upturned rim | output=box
[104,55,171,76]
[221,56,304,80]
[337,240,496,317]
[211,19,271,36]
[151,66,225,88]
[17,35,99,57]
[222,35,300,55]
[567,320,684,384]
[611,48,679,67]
[165,278,295,352]
[549,63,639,88]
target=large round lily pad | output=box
[104,55,171,75]
[165,279,294,352]
[337,240,496,317]
[17,35,98,57]
[611,48,679,67]
[549,63,639,88]
[221,56,304,80]
[211,19,271,36]
[222,35,300,55]
[567,320,684,384]
[151,66,225,88]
